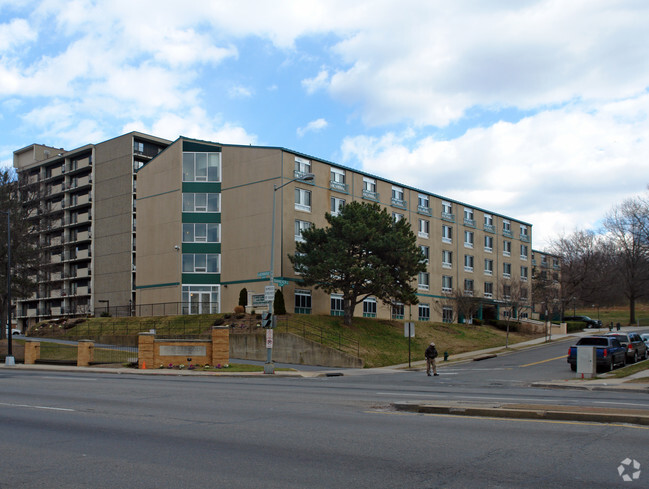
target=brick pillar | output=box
[211,326,230,367]
[77,340,94,367]
[24,340,40,365]
[138,333,155,369]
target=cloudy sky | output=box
[1,0,648,248]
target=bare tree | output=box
[497,277,531,348]
[603,195,649,324]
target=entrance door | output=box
[190,292,211,314]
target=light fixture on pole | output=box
[1,210,13,365]
[265,172,315,374]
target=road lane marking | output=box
[520,355,567,367]
[594,401,649,408]
[0,402,75,412]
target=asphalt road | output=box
[2,337,648,489]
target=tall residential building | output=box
[135,136,534,323]
[13,132,171,328]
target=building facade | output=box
[135,136,534,323]
[13,132,171,328]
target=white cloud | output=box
[302,69,329,95]
[0,17,36,51]
[341,93,649,248]
[228,85,254,99]
[297,118,328,137]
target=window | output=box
[363,177,378,200]
[331,294,344,316]
[484,214,494,227]
[442,225,452,243]
[503,284,511,300]
[418,272,430,290]
[503,262,511,278]
[521,266,529,281]
[363,297,377,317]
[442,250,452,268]
[503,219,511,235]
[521,287,529,301]
[464,230,474,248]
[484,259,493,276]
[331,197,345,216]
[182,285,220,315]
[464,279,474,295]
[520,224,529,240]
[442,201,454,220]
[330,168,347,192]
[392,302,405,320]
[520,244,528,260]
[182,223,220,243]
[484,235,493,252]
[484,282,493,298]
[295,289,312,314]
[182,152,221,182]
[420,245,430,263]
[442,275,453,293]
[503,240,511,257]
[392,212,404,222]
[295,156,311,178]
[295,220,312,242]
[442,307,453,323]
[418,194,431,214]
[464,207,475,226]
[182,254,220,273]
[391,186,406,208]
[418,219,430,238]
[295,188,311,212]
[464,254,474,272]
[418,303,430,321]
[182,193,220,213]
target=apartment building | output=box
[12,132,171,328]
[136,136,534,323]
[531,249,562,319]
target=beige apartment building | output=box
[13,132,171,329]
[136,136,534,323]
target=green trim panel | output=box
[183,141,222,153]
[221,278,270,285]
[135,282,180,290]
[182,273,221,285]
[182,213,221,223]
[182,243,221,253]
[182,182,221,193]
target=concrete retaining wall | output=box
[230,333,363,368]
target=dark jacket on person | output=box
[425,345,438,359]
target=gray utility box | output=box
[576,346,596,378]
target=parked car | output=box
[641,333,649,348]
[605,332,648,363]
[4,327,21,336]
[567,335,627,372]
[562,315,602,328]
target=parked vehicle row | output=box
[567,332,648,372]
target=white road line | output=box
[593,401,649,408]
[0,402,75,412]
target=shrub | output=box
[234,305,245,314]
[213,317,225,326]
[239,288,248,307]
[491,320,519,332]
[274,289,287,315]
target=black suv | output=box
[563,315,602,328]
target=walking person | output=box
[425,341,439,376]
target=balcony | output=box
[503,229,513,238]
[391,197,407,210]
[442,212,455,222]
[520,234,530,243]
[484,224,495,233]
[362,189,379,202]
[464,218,476,228]
[329,180,348,193]
[417,205,432,216]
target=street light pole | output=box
[265,172,315,374]
[2,211,13,365]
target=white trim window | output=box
[464,207,475,226]
[420,245,430,263]
[182,152,221,182]
[484,214,494,227]
[295,289,312,314]
[442,250,452,269]
[363,297,377,317]
[418,303,430,321]
[503,262,511,278]
[392,186,405,201]
[464,230,474,248]
[182,253,220,273]
[442,275,453,293]
[520,224,529,239]
[521,266,529,281]
[295,188,312,212]
[484,282,493,299]
[520,244,528,260]
[418,219,430,238]
[418,194,430,209]
[442,307,453,323]
[182,223,220,243]
[484,258,493,276]
[442,225,453,243]
[295,219,312,242]
[464,254,474,272]
[442,201,452,215]
[330,294,344,316]
[392,212,404,222]
[464,279,474,295]
[503,219,511,233]
[182,193,220,213]
[330,167,345,184]
[503,240,511,257]
[295,156,311,178]
[418,272,430,290]
[363,177,376,192]
[331,197,345,216]
[484,235,493,252]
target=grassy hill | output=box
[23,313,543,368]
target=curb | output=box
[392,401,649,425]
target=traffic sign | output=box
[404,322,415,338]
[264,285,275,302]
[257,271,271,278]
[266,329,273,348]
[274,279,289,287]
